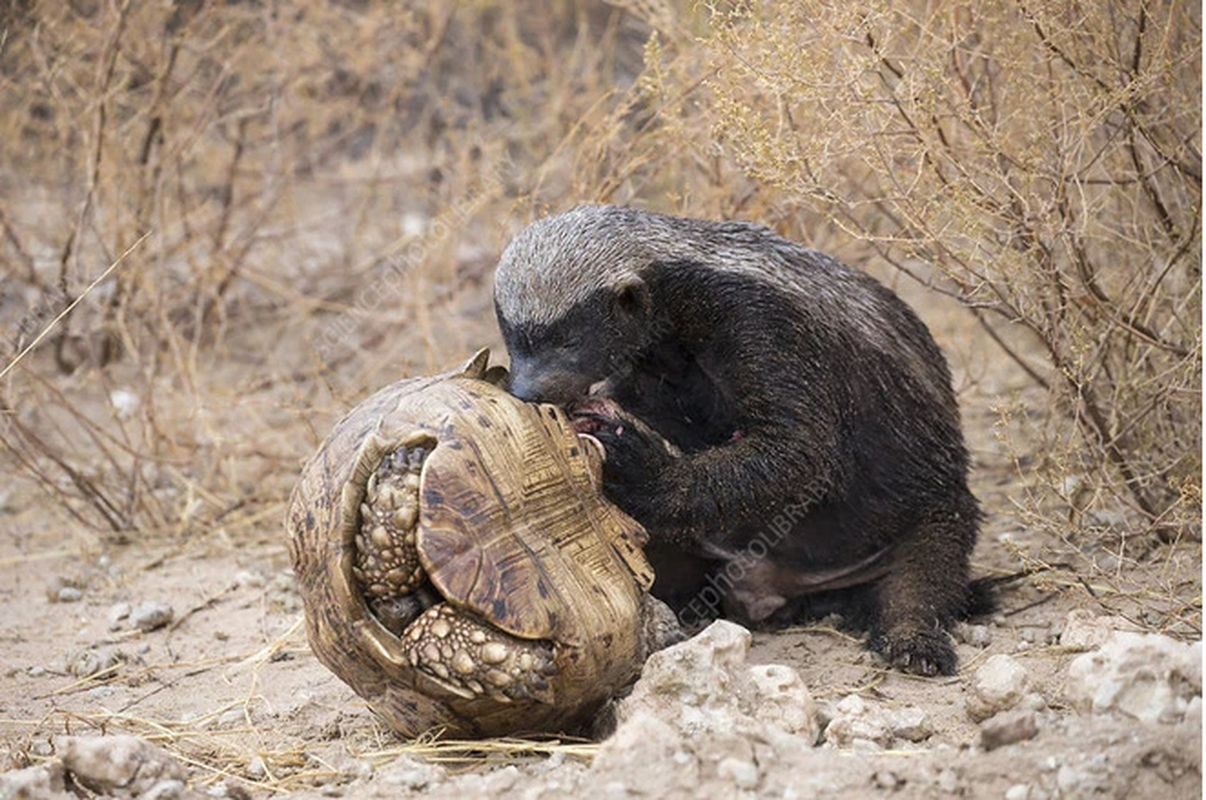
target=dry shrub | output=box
[0,0,1199,560]
[0,1,651,539]
[573,0,1201,547]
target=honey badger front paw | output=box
[586,417,674,513]
[871,626,957,677]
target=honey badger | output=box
[492,205,980,676]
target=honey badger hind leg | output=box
[399,604,558,704]
[866,498,981,677]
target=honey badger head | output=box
[493,206,674,404]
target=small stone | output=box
[966,654,1030,721]
[0,761,67,799]
[58,735,185,797]
[67,649,121,678]
[247,756,266,778]
[130,600,174,633]
[960,623,992,648]
[1059,609,1142,650]
[27,665,46,677]
[979,709,1039,751]
[886,706,930,742]
[1005,784,1031,800]
[108,602,132,631]
[57,586,84,603]
[937,768,959,793]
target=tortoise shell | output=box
[287,350,663,737]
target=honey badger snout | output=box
[506,355,596,405]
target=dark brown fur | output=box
[493,205,981,675]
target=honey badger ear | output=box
[612,275,651,317]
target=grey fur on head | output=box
[494,206,663,328]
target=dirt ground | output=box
[1,267,1200,799]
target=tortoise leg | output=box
[400,604,558,705]
[353,443,432,634]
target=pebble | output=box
[872,770,900,790]
[108,602,132,631]
[46,576,83,602]
[67,649,121,678]
[1059,609,1142,650]
[979,709,1039,751]
[953,622,992,647]
[56,586,84,603]
[1005,784,1031,800]
[130,600,174,632]
[966,654,1030,721]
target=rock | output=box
[980,709,1039,751]
[57,735,187,798]
[824,694,930,747]
[377,754,446,791]
[966,654,1030,721]
[615,620,820,745]
[0,761,71,800]
[45,577,84,604]
[886,705,931,742]
[130,601,174,633]
[600,621,818,791]
[590,711,698,798]
[953,622,992,648]
[745,663,819,741]
[108,602,132,631]
[1065,631,1202,723]
[66,648,122,679]
[1059,609,1142,650]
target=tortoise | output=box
[286,349,683,737]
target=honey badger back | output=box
[493,205,980,676]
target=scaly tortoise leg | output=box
[353,442,431,634]
[400,604,558,705]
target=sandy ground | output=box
[1,268,1200,799]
